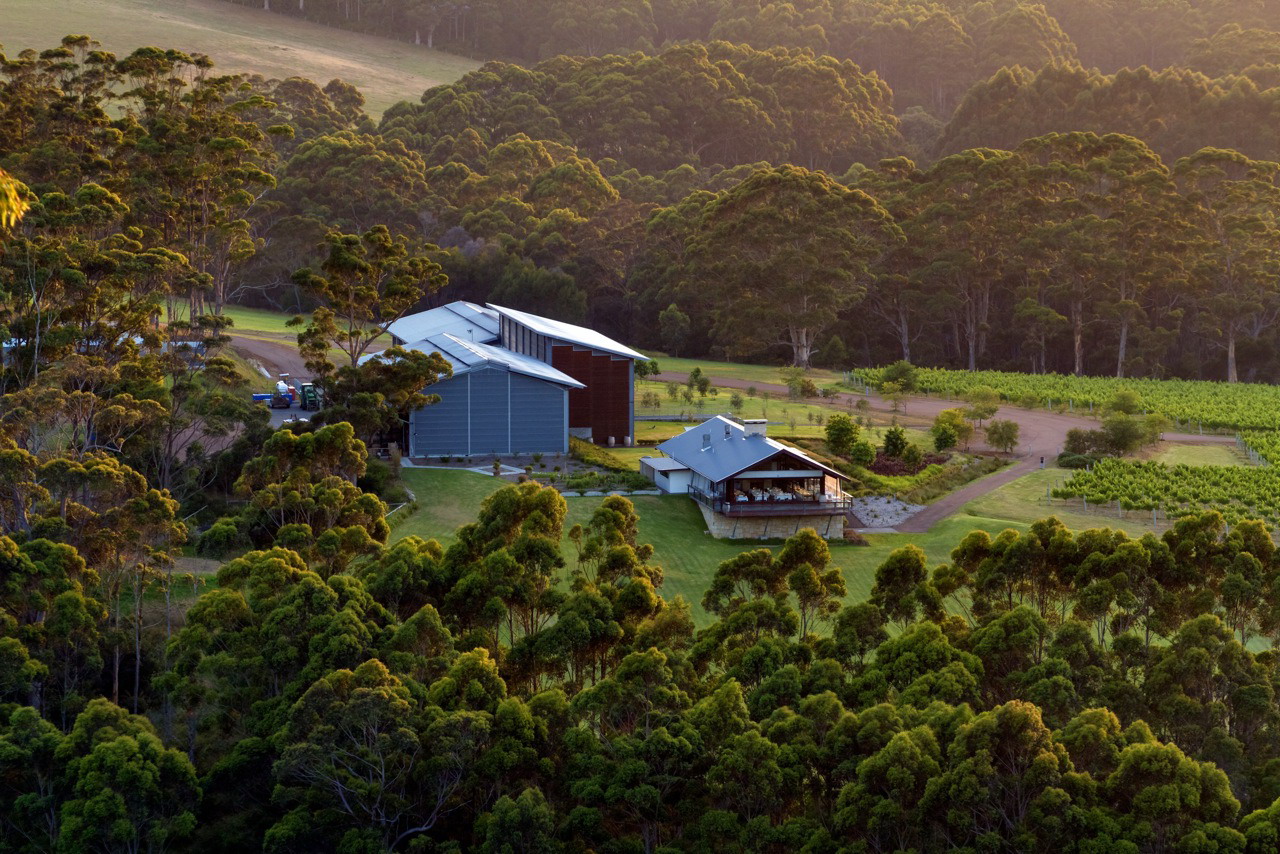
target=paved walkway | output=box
[655,372,1236,533]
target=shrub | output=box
[566,471,604,491]
[933,409,973,448]
[357,458,393,497]
[1143,413,1172,444]
[197,517,249,558]
[881,381,906,411]
[986,419,1020,453]
[1064,428,1093,455]
[1057,452,1095,469]
[730,392,745,411]
[826,413,858,457]
[849,440,876,467]
[902,443,924,468]
[880,359,918,391]
[883,426,908,458]
[1100,413,1145,455]
[1107,389,1142,414]
[933,423,957,452]
[569,437,631,472]
[964,386,1000,425]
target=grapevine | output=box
[1053,459,1280,527]
[855,367,1280,431]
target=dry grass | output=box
[3,0,479,117]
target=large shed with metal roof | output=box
[386,301,644,458]
[397,331,583,457]
[488,304,644,447]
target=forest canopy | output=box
[11,1,1280,849]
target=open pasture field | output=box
[2,0,479,117]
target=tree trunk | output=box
[133,595,142,713]
[1072,299,1084,376]
[1116,317,1129,378]
[897,307,911,363]
[163,569,173,742]
[1227,331,1238,383]
[112,644,120,706]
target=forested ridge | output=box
[13,3,1280,850]
[13,17,1280,380]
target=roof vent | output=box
[701,432,711,450]
[724,424,731,440]
[744,419,767,438]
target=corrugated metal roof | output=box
[388,301,499,346]
[395,332,585,388]
[487,303,647,360]
[655,416,847,484]
[640,456,689,472]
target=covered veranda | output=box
[692,470,851,517]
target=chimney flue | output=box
[744,419,767,438]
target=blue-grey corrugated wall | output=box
[409,367,568,457]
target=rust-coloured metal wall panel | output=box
[551,344,633,444]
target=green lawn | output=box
[649,354,844,387]
[960,466,1162,536]
[166,303,298,337]
[634,381,931,446]
[5,0,479,117]
[1154,442,1249,467]
[398,468,1035,625]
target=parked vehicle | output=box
[300,383,322,411]
[253,374,299,408]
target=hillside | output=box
[1,0,479,116]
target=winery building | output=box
[385,302,645,458]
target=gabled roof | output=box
[488,303,647,361]
[430,333,585,388]
[366,333,585,389]
[655,416,847,484]
[388,301,499,346]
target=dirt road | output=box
[229,334,312,381]
[223,336,1237,533]
[654,372,1237,532]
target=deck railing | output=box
[688,486,852,517]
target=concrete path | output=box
[655,372,1237,532]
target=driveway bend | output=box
[653,372,1236,532]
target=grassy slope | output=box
[650,353,844,386]
[634,380,932,447]
[3,0,479,117]
[962,465,1172,536]
[167,304,299,337]
[1154,442,1249,467]
[398,468,1031,625]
